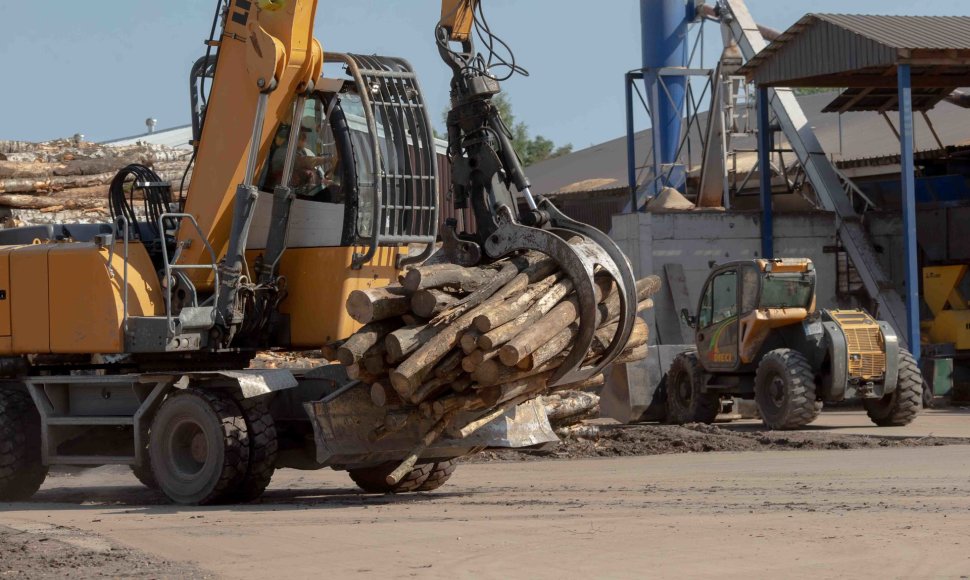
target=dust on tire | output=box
[666,351,720,425]
[864,348,922,427]
[0,389,48,501]
[754,348,820,430]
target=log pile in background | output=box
[330,252,661,484]
[0,139,191,222]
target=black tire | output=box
[665,351,720,425]
[865,348,922,427]
[348,461,433,494]
[754,348,820,430]
[149,388,249,505]
[130,463,159,490]
[414,459,458,492]
[0,390,48,501]
[227,396,278,502]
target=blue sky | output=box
[1,1,968,148]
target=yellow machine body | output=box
[246,246,401,347]
[922,265,970,350]
[827,309,887,380]
[0,242,163,355]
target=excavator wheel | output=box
[665,351,720,425]
[226,395,278,502]
[130,463,159,490]
[864,348,922,427]
[754,349,820,430]
[348,460,458,494]
[0,389,48,502]
[148,388,250,505]
[414,459,458,492]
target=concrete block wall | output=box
[611,209,905,345]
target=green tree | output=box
[441,93,572,167]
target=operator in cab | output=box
[268,118,335,198]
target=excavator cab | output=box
[250,55,439,264]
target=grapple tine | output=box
[540,199,639,383]
[482,204,638,386]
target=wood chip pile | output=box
[329,251,660,483]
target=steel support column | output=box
[897,63,920,361]
[757,87,773,259]
[625,72,638,211]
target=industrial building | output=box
[553,3,970,416]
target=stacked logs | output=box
[0,139,191,215]
[330,251,660,484]
[542,390,602,438]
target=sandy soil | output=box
[0,522,206,579]
[2,411,969,579]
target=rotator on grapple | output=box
[434,1,638,386]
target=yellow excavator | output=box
[0,0,636,504]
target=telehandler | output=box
[666,259,923,430]
[0,0,637,504]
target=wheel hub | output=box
[170,419,207,477]
[190,432,208,464]
[769,376,787,407]
[677,379,693,404]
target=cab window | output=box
[740,264,760,313]
[698,283,714,329]
[263,97,338,200]
[711,271,738,325]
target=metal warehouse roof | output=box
[738,13,970,97]
[525,91,970,198]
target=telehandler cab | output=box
[667,259,923,430]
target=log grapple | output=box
[435,3,638,386]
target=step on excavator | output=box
[0,0,636,504]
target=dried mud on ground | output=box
[0,523,207,579]
[472,422,970,462]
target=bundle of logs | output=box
[0,139,191,214]
[328,251,660,484]
[541,390,602,438]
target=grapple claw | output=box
[483,202,638,386]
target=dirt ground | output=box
[0,523,206,579]
[2,409,970,579]
[476,419,970,462]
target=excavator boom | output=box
[440,0,477,42]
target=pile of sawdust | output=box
[645,187,695,211]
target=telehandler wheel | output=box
[864,348,922,427]
[0,390,48,501]
[348,460,455,494]
[665,351,720,425]
[414,459,458,491]
[754,349,820,430]
[149,389,249,505]
[226,395,278,502]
